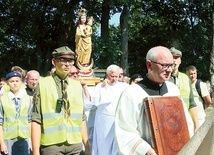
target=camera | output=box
[56,98,63,113]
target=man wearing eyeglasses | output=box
[169,47,199,132]
[115,46,194,155]
[31,46,90,155]
[68,65,91,101]
[69,66,79,79]
[68,65,94,151]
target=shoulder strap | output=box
[195,79,201,96]
[195,79,205,109]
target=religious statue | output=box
[75,7,94,76]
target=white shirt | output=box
[115,81,194,155]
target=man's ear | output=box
[52,58,56,66]
[146,61,152,71]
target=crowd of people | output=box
[0,45,213,155]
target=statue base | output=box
[78,69,94,77]
[75,59,102,85]
[76,59,94,77]
[75,59,104,85]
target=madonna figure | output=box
[75,8,93,67]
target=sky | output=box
[96,13,120,35]
[109,13,120,26]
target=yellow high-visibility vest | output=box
[177,72,191,109]
[39,76,84,146]
[1,93,31,140]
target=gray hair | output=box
[146,46,170,61]
[26,70,40,79]
[106,64,120,74]
[146,47,158,61]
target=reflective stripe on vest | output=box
[39,77,83,146]
[178,72,191,109]
[1,93,30,140]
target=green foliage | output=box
[0,0,212,80]
[128,0,212,80]
[92,25,121,69]
[0,0,81,76]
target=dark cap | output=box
[52,46,75,58]
[130,74,142,81]
[170,47,182,57]
[5,72,21,80]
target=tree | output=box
[127,0,212,79]
[210,0,214,86]
[0,0,212,80]
[81,0,122,69]
[0,0,81,76]
[120,4,129,75]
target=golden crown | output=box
[78,7,87,17]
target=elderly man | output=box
[91,64,128,155]
[115,46,194,155]
[68,65,91,101]
[25,70,40,96]
[68,66,79,79]
[31,46,90,155]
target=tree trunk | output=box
[120,4,130,76]
[210,0,214,88]
[101,0,110,41]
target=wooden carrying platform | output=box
[77,77,101,86]
[144,96,190,155]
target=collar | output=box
[137,75,168,96]
[8,91,23,100]
[26,85,34,92]
[52,72,69,85]
[171,72,178,78]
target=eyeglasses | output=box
[56,58,75,65]
[70,72,78,75]
[151,61,175,69]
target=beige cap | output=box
[52,46,75,58]
[170,47,182,57]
